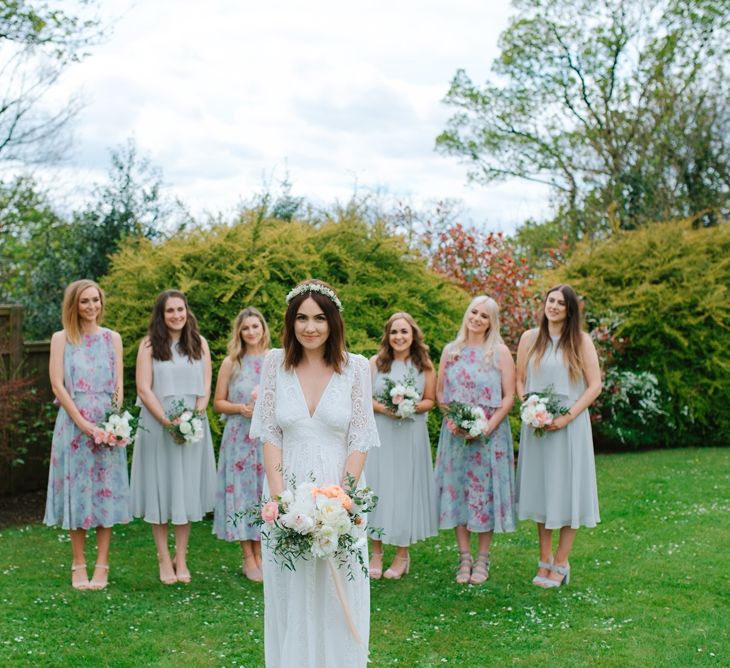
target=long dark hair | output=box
[375,311,433,374]
[283,280,346,373]
[147,289,203,361]
[527,284,583,383]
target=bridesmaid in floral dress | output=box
[44,279,130,590]
[213,307,269,581]
[434,295,516,584]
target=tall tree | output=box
[0,0,101,163]
[437,0,730,238]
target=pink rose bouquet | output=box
[520,385,570,437]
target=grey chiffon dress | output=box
[516,335,600,529]
[130,344,217,524]
[365,360,438,546]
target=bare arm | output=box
[436,346,450,410]
[370,356,392,416]
[515,330,536,400]
[135,338,171,427]
[49,331,96,437]
[195,337,212,412]
[213,357,251,416]
[343,450,367,486]
[111,331,124,407]
[547,332,603,431]
[417,366,436,414]
[484,344,516,437]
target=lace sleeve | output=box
[346,354,380,454]
[249,349,283,449]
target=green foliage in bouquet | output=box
[101,206,469,395]
[548,218,730,448]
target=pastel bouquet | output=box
[165,399,205,445]
[242,473,379,579]
[520,386,570,437]
[95,407,141,448]
[377,373,420,420]
[444,401,488,439]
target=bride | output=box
[250,279,380,667]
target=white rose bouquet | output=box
[238,473,379,579]
[165,399,205,445]
[520,385,570,437]
[95,407,141,448]
[444,401,488,440]
[377,373,420,420]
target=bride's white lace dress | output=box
[250,348,380,668]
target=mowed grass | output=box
[1,448,728,667]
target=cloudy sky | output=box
[42,0,551,232]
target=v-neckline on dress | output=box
[293,369,336,418]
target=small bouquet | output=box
[377,373,420,420]
[444,401,488,439]
[241,473,378,579]
[166,399,205,445]
[520,385,570,437]
[95,407,140,448]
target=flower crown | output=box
[286,283,344,312]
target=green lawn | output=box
[1,448,728,667]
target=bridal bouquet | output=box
[377,373,420,419]
[444,401,488,439]
[165,399,205,445]
[95,407,140,448]
[520,386,570,437]
[244,474,379,578]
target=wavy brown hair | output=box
[283,279,346,373]
[227,306,270,368]
[527,284,584,383]
[375,312,433,374]
[147,290,202,361]
[61,279,105,345]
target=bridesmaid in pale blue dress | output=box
[44,279,130,590]
[212,307,269,581]
[130,290,217,584]
[515,284,602,588]
[366,312,438,580]
[434,295,516,584]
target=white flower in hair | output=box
[286,282,344,312]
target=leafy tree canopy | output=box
[437,0,730,240]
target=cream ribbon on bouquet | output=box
[327,557,363,645]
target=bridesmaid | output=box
[130,289,217,584]
[434,295,516,584]
[212,307,269,582]
[515,284,601,587]
[366,312,438,580]
[44,279,130,590]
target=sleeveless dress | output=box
[365,360,438,546]
[434,345,516,533]
[250,349,380,668]
[213,354,265,541]
[516,334,600,528]
[129,344,217,524]
[44,328,131,530]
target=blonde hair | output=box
[227,307,270,369]
[448,295,503,367]
[61,280,105,345]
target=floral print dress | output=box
[44,328,131,530]
[213,354,265,541]
[434,345,516,533]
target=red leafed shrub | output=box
[420,223,537,352]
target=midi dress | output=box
[365,360,438,546]
[516,335,600,528]
[434,345,516,533]
[250,349,380,668]
[44,328,130,530]
[129,344,217,524]
[213,354,265,541]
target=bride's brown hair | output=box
[282,279,346,373]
